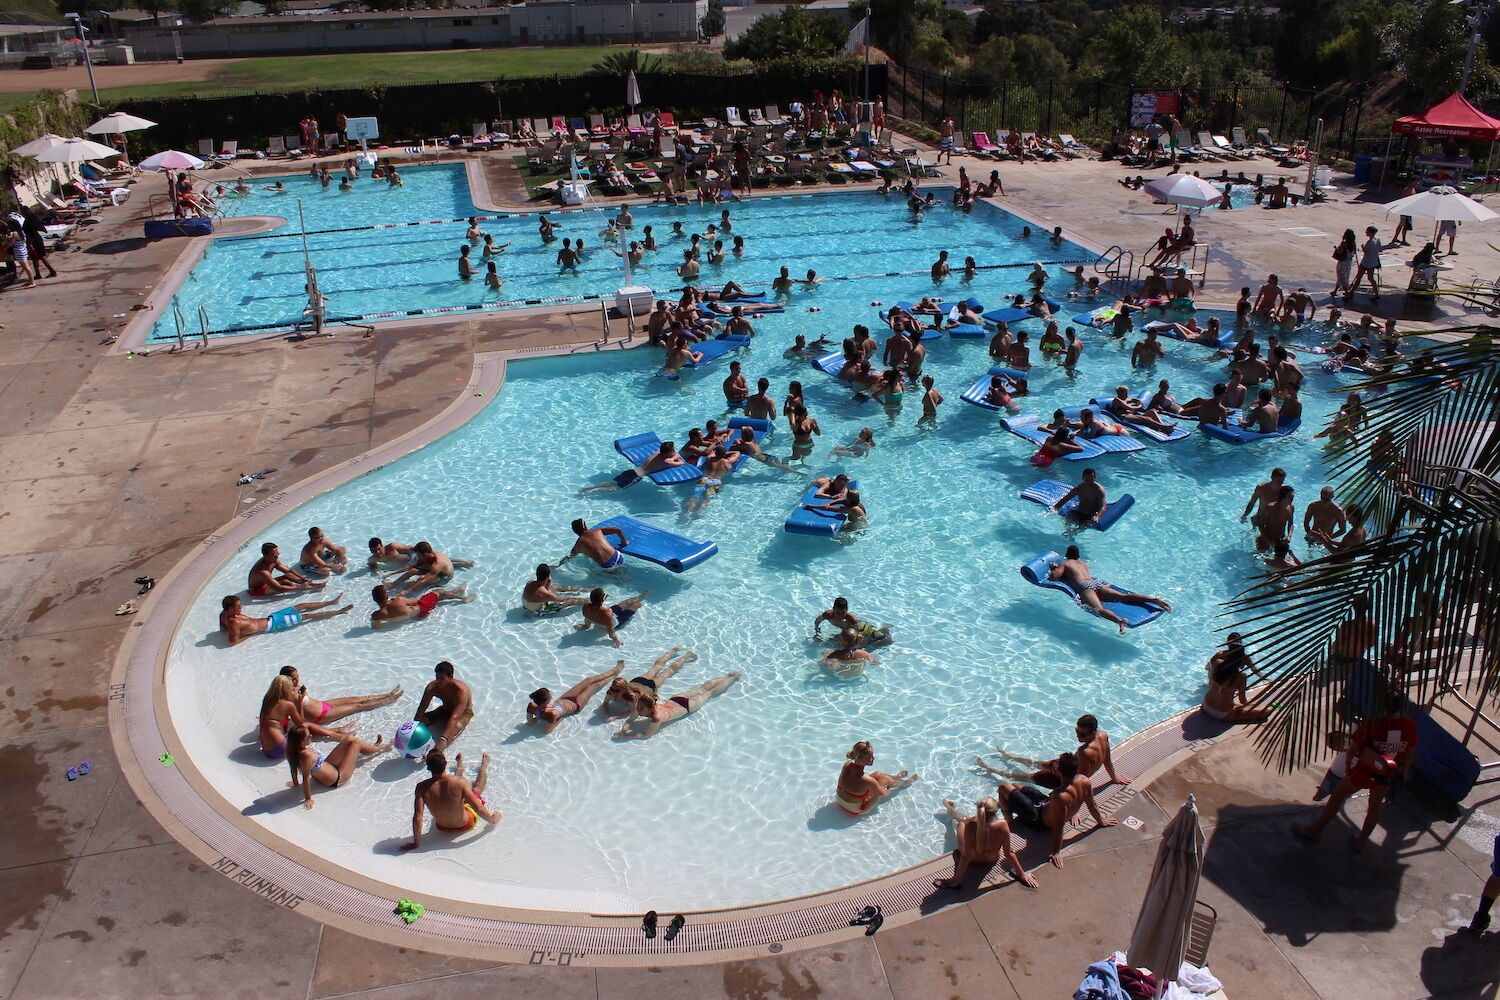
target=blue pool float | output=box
[1072,306,1119,328]
[1143,320,1237,349]
[682,335,751,369]
[593,516,718,573]
[785,479,861,537]
[1018,479,1135,531]
[811,350,848,378]
[1086,392,1193,442]
[612,432,704,485]
[697,303,783,321]
[878,304,946,340]
[961,367,1030,411]
[998,415,1104,461]
[983,299,1062,326]
[1018,551,1166,628]
[1200,414,1302,444]
[718,416,774,473]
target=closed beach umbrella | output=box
[11,132,65,156]
[1128,794,1205,982]
[626,69,641,110]
[33,137,125,163]
[1143,174,1225,210]
[138,149,207,171]
[85,112,158,135]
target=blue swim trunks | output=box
[597,550,624,570]
[612,469,642,489]
[266,607,302,633]
[611,604,636,629]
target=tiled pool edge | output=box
[108,333,1252,966]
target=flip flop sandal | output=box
[78,760,92,776]
[642,910,658,939]
[137,578,156,595]
[663,914,686,942]
[114,600,137,616]
[863,914,883,936]
[67,766,80,781]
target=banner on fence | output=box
[1130,93,1158,127]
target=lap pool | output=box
[162,182,1353,912]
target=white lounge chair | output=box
[197,138,215,158]
[267,135,287,157]
[762,105,785,126]
[725,107,747,127]
[219,140,238,159]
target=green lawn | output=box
[95,46,643,103]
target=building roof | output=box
[196,5,510,25]
[0,23,67,36]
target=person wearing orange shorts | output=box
[402,749,500,850]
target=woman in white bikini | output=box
[835,741,917,816]
[526,664,624,733]
[1201,634,1270,723]
[285,724,390,809]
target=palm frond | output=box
[1224,323,1500,770]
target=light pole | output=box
[65,12,100,105]
[1455,0,1493,97]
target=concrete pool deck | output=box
[1,143,1497,999]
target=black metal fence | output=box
[888,65,1369,161]
[119,64,889,149]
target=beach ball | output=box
[394,721,434,759]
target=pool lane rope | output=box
[152,260,1098,341]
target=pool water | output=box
[149,165,1090,341]
[164,188,1354,912]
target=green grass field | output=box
[97,46,643,103]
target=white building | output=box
[120,1,705,60]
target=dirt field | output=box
[0,58,235,93]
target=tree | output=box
[1384,0,1473,101]
[1226,332,1500,772]
[700,0,725,40]
[1081,5,1190,88]
[1012,34,1068,82]
[723,6,846,61]
[592,49,660,75]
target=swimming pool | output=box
[162,189,1354,912]
[148,165,1088,341]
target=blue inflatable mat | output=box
[1088,394,1192,442]
[719,415,774,473]
[998,415,1103,460]
[1073,306,1119,328]
[962,367,1029,411]
[949,322,986,338]
[683,335,750,368]
[812,351,847,378]
[612,432,703,485]
[1200,416,1301,444]
[785,479,861,537]
[983,299,1062,326]
[1018,551,1166,628]
[594,516,718,573]
[1144,320,1237,349]
[1019,479,1135,531]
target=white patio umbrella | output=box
[1384,184,1499,223]
[138,149,206,171]
[10,132,65,156]
[1143,174,1225,210]
[1128,794,1205,986]
[625,69,641,110]
[85,111,157,136]
[33,137,124,163]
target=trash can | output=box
[1353,155,1373,183]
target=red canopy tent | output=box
[1381,92,1500,187]
[1393,92,1500,140]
